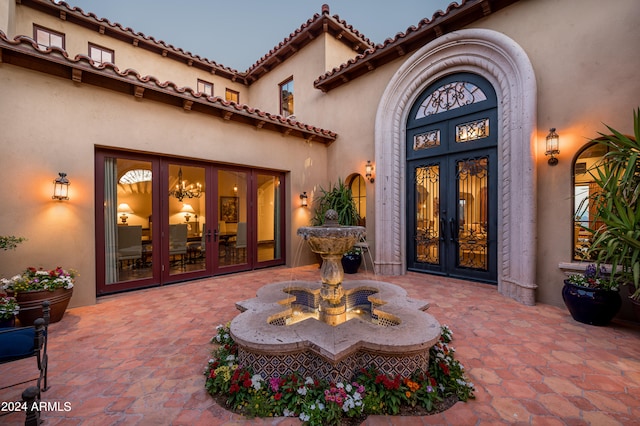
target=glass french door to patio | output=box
[96,151,285,295]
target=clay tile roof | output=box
[0,30,337,144]
[244,4,375,83]
[314,0,520,92]
[21,0,249,83]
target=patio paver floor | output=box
[1,265,639,425]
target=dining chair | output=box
[233,222,247,262]
[169,224,188,268]
[117,225,142,269]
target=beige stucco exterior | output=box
[1,0,639,320]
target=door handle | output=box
[439,218,446,241]
[213,229,219,242]
[449,218,456,242]
[206,229,213,242]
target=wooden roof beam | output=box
[71,68,82,83]
[134,86,144,99]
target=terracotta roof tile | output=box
[245,4,375,81]
[0,29,337,144]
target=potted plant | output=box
[312,179,363,270]
[0,293,20,327]
[312,178,361,227]
[581,108,640,320]
[1,267,76,325]
[562,264,621,326]
[342,246,363,274]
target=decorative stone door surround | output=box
[374,28,538,305]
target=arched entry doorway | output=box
[406,73,497,283]
[374,29,538,305]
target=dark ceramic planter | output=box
[0,317,16,328]
[8,288,73,326]
[562,280,621,326]
[341,252,362,274]
[630,298,640,323]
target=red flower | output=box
[274,392,282,401]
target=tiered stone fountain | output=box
[230,210,441,382]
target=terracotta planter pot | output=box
[9,288,73,326]
[562,280,621,326]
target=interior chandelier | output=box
[169,168,202,201]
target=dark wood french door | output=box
[95,150,285,295]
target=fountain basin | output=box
[231,279,441,383]
[297,226,366,255]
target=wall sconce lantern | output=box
[181,203,196,222]
[299,191,308,207]
[365,160,375,183]
[545,128,560,165]
[52,172,70,200]
[117,203,133,224]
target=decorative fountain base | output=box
[231,279,441,383]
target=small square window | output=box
[225,89,239,103]
[279,78,294,117]
[34,25,65,50]
[197,79,214,97]
[89,43,114,65]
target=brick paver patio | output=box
[1,266,639,425]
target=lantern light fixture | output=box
[545,128,560,165]
[299,191,308,207]
[365,160,375,183]
[52,172,70,200]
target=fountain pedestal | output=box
[228,209,441,383]
[319,253,347,325]
[297,209,365,326]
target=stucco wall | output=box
[0,65,328,308]
[465,0,640,307]
[11,5,248,101]
[2,0,638,313]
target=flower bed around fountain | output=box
[205,322,475,424]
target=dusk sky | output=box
[62,0,455,71]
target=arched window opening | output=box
[573,142,609,260]
[348,174,366,226]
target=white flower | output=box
[336,382,344,389]
[299,413,310,422]
[251,374,263,390]
[283,408,293,417]
[305,376,314,385]
[345,383,352,392]
[225,355,235,362]
[297,386,307,396]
